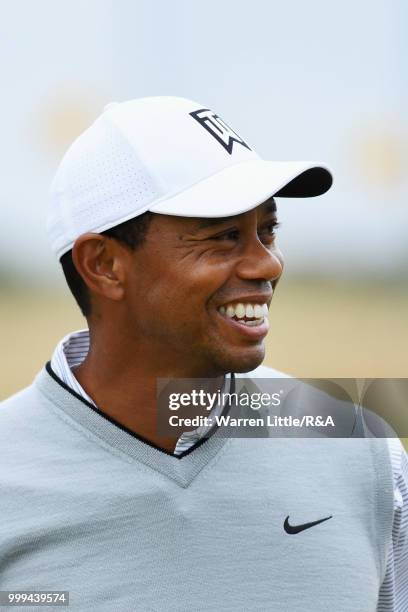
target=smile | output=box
[217,300,270,338]
[218,301,269,326]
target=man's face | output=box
[123,199,284,376]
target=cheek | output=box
[180,262,232,313]
[127,269,192,323]
[127,251,232,319]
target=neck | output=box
[73,327,225,454]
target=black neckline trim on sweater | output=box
[45,361,235,461]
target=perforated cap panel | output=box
[47,115,162,258]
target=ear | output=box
[72,233,126,303]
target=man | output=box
[0,97,406,611]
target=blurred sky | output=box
[1,0,407,285]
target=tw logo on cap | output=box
[190,108,251,155]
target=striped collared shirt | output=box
[50,329,408,611]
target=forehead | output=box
[192,198,277,230]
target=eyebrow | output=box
[193,199,277,231]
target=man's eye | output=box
[260,221,281,239]
[213,229,240,241]
[209,222,280,243]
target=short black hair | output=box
[60,211,153,317]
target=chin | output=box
[214,345,265,375]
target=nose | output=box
[235,239,284,283]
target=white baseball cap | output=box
[47,96,333,259]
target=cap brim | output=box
[149,159,332,218]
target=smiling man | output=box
[0,97,407,611]
[66,197,282,453]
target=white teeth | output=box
[219,302,269,319]
[253,304,263,318]
[226,305,235,318]
[245,304,254,318]
[235,303,246,319]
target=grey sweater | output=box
[0,366,394,611]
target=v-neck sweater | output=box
[0,364,397,611]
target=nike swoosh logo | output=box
[284,514,333,534]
